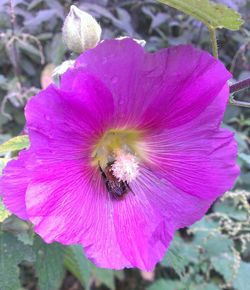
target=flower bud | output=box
[62,5,101,54]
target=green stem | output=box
[229,95,250,108]
[208,27,218,58]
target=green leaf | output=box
[190,217,233,258]
[190,217,219,243]
[0,157,9,173]
[0,135,30,155]
[147,279,184,290]
[203,284,220,290]
[0,232,35,290]
[233,262,250,290]
[202,235,233,257]
[94,267,117,290]
[17,231,35,246]
[33,236,65,290]
[64,245,90,288]
[211,254,234,283]
[157,0,244,30]
[238,152,250,168]
[162,235,197,277]
[0,198,10,223]
[50,33,67,65]
[0,158,10,222]
[0,74,7,88]
[64,245,121,290]
[18,40,42,58]
[213,198,247,221]
[185,284,220,290]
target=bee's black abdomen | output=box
[105,180,128,200]
[99,163,130,200]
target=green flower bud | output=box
[62,5,101,54]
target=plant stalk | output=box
[9,0,21,80]
[208,27,218,59]
[230,78,250,94]
[229,77,250,108]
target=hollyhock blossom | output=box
[0,38,239,270]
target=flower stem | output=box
[229,96,250,108]
[229,77,250,108]
[230,78,250,94]
[9,0,21,81]
[208,27,218,59]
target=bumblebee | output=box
[99,162,132,200]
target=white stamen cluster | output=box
[111,150,139,182]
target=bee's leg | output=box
[105,181,112,194]
[98,161,107,179]
[126,182,135,195]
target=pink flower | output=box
[0,38,239,270]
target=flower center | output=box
[92,129,144,182]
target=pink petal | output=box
[143,85,239,204]
[76,38,165,127]
[76,39,231,130]
[25,160,132,269]
[0,150,30,220]
[140,45,232,129]
[25,161,173,270]
[113,182,173,270]
[25,70,114,160]
[135,167,213,230]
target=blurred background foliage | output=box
[0,0,250,289]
